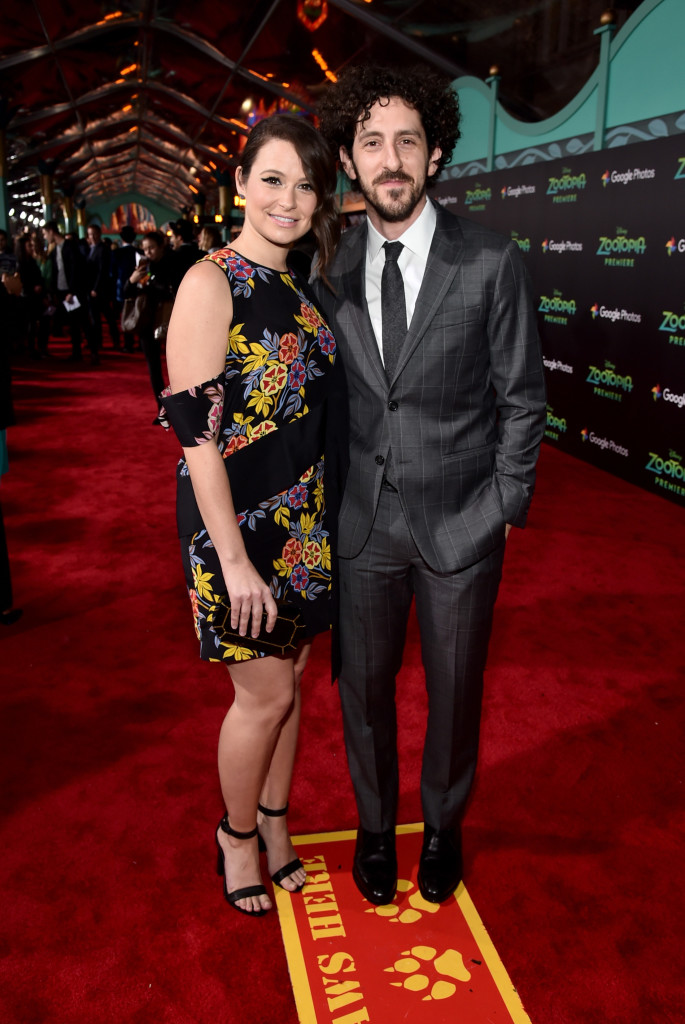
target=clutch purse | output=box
[206,599,306,656]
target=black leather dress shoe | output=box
[352,827,397,905]
[417,824,463,904]
[0,608,23,626]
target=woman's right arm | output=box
[166,262,278,639]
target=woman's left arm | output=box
[165,263,278,638]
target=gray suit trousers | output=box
[338,485,505,833]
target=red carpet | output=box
[1,342,684,1023]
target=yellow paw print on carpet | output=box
[385,945,471,1001]
[365,878,444,924]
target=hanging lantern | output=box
[297,0,328,32]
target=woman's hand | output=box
[129,263,149,285]
[223,557,278,638]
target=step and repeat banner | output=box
[434,135,685,508]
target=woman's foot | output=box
[216,820,272,915]
[257,805,307,892]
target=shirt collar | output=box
[366,196,436,264]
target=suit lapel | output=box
[389,203,465,385]
[336,225,387,390]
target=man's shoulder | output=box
[328,222,366,271]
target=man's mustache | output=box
[372,171,413,186]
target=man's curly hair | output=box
[317,64,461,187]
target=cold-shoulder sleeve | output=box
[159,374,224,447]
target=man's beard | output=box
[351,164,428,224]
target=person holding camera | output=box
[124,230,177,425]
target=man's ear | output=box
[427,146,442,179]
[339,146,356,181]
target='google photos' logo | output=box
[581,428,589,442]
[590,303,599,319]
[652,384,662,401]
[601,170,611,187]
[666,237,677,255]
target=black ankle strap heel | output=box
[256,803,306,891]
[215,814,268,916]
[257,802,288,816]
[219,814,258,840]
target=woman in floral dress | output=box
[162,115,341,917]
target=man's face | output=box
[87,227,100,246]
[170,232,182,250]
[340,97,441,231]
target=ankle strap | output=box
[219,814,258,840]
[257,802,288,817]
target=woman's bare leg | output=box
[217,653,298,913]
[258,642,312,891]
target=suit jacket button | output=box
[388,401,398,412]
[375,455,385,466]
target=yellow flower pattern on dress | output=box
[173,248,336,664]
[192,564,215,601]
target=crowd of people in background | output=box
[0,217,224,625]
[0,218,223,372]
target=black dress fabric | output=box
[161,247,338,663]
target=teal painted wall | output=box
[454,81,491,164]
[448,0,685,170]
[606,0,685,126]
[494,85,598,156]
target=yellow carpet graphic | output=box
[274,824,532,1023]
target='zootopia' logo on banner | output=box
[546,168,586,203]
[596,227,646,267]
[675,157,685,180]
[464,184,491,210]
[659,308,685,347]
[586,360,633,402]
[646,449,685,498]
[538,290,576,325]
[545,405,567,441]
[510,230,530,253]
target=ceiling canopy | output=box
[0,0,637,224]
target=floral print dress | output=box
[161,247,337,663]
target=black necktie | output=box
[381,241,406,380]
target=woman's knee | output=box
[231,666,297,723]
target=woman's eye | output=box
[298,182,314,192]
[262,176,281,185]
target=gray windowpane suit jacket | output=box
[316,201,547,574]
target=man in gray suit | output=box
[317,66,546,905]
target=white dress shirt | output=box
[365,197,437,364]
